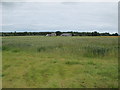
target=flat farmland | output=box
[2,36,119,88]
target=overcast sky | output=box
[1,2,118,33]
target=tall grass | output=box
[2,36,118,88]
[2,36,118,58]
[83,46,110,57]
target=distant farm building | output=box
[46,33,56,36]
[60,33,72,36]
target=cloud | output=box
[1,0,119,2]
[2,2,118,33]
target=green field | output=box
[2,36,118,88]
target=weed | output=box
[65,61,80,65]
[37,47,46,52]
[2,46,10,51]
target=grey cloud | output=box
[2,2,118,33]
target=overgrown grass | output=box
[84,46,110,57]
[2,36,118,88]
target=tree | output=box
[92,31,100,36]
[112,33,118,36]
[14,31,17,36]
[56,31,62,36]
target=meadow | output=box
[2,36,119,88]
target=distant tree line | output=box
[0,31,119,36]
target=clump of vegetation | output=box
[37,47,46,52]
[12,49,20,53]
[2,46,10,51]
[65,61,80,65]
[52,60,57,63]
[84,46,110,58]
[87,61,96,65]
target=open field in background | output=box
[2,36,119,88]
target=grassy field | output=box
[2,36,118,88]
